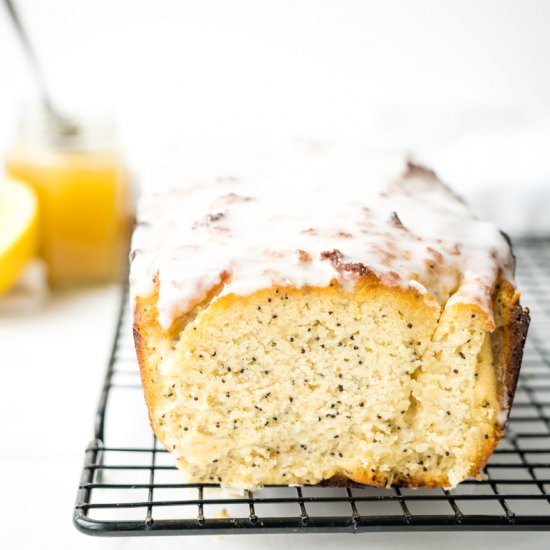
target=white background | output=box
[2,0,550,135]
[1,1,550,549]
[1,0,550,237]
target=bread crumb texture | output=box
[134,279,521,491]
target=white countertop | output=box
[1,284,549,549]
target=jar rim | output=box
[16,106,117,151]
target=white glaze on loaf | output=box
[130,147,514,331]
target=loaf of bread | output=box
[130,149,529,490]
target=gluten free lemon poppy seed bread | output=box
[130,150,529,490]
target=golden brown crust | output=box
[133,291,166,437]
[491,233,530,415]
[492,280,530,416]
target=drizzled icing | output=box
[130,145,514,331]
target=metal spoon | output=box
[3,0,79,136]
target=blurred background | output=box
[1,1,549,549]
[2,0,550,257]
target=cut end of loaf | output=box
[134,279,507,491]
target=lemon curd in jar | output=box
[6,115,132,286]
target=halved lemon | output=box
[0,177,39,295]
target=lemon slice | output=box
[0,177,39,295]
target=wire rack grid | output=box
[74,239,550,536]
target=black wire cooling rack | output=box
[74,239,550,536]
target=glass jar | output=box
[5,109,133,286]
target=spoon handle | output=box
[4,0,55,113]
